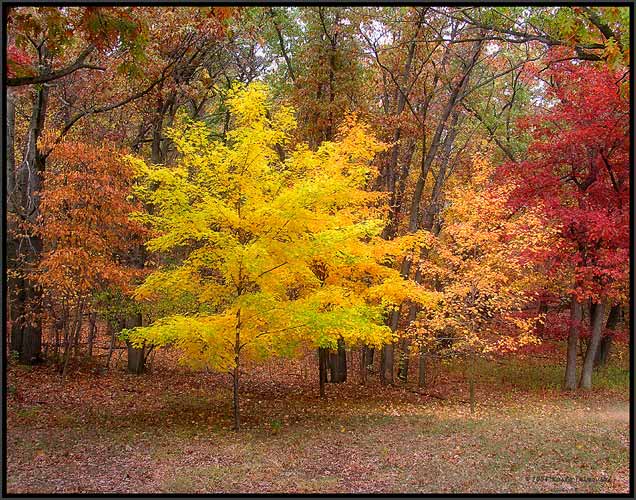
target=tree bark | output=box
[564,298,582,390]
[105,321,116,369]
[397,337,410,382]
[359,346,368,385]
[7,88,16,195]
[328,337,347,383]
[418,350,427,388]
[232,309,241,431]
[595,304,621,367]
[126,244,147,374]
[380,340,395,385]
[87,312,97,358]
[318,347,328,397]
[579,302,606,389]
[125,312,146,375]
[9,83,49,365]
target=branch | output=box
[437,8,606,61]
[461,102,516,162]
[7,45,105,87]
[269,8,296,83]
[581,7,624,53]
[256,262,288,280]
[43,57,182,158]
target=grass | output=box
[6,355,630,494]
[444,355,629,393]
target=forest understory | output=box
[7,346,629,494]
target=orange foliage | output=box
[35,141,147,301]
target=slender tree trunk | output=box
[318,347,328,397]
[87,312,96,358]
[564,298,582,390]
[7,88,16,195]
[595,304,621,367]
[105,321,116,369]
[126,244,147,373]
[418,350,427,388]
[54,322,60,361]
[73,303,83,357]
[62,302,83,378]
[360,346,367,385]
[232,309,241,431]
[397,337,410,382]
[579,302,606,389]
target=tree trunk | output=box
[53,322,61,361]
[72,304,84,357]
[62,302,83,378]
[328,337,347,383]
[232,365,240,431]
[418,350,427,388]
[318,347,328,397]
[232,309,241,431]
[359,346,367,385]
[105,322,116,369]
[87,312,97,358]
[380,343,394,385]
[126,244,147,374]
[595,304,621,367]
[564,298,582,390]
[125,312,145,374]
[397,337,410,382]
[579,302,606,389]
[8,83,49,365]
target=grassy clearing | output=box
[443,355,629,393]
[6,355,630,494]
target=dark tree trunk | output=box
[564,298,582,390]
[579,302,606,389]
[232,309,241,431]
[318,347,328,397]
[232,365,240,431]
[380,342,395,385]
[595,304,621,367]
[126,244,147,374]
[328,337,347,383]
[72,306,83,357]
[87,312,97,357]
[61,302,83,378]
[397,337,410,382]
[418,350,427,388]
[359,346,367,385]
[125,312,145,375]
[9,84,49,365]
[105,322,116,369]
[150,92,176,164]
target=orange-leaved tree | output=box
[34,140,147,374]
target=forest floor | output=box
[6,348,631,494]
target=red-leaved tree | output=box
[502,60,629,390]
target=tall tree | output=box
[502,60,629,390]
[125,83,432,428]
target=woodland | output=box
[5,5,631,494]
